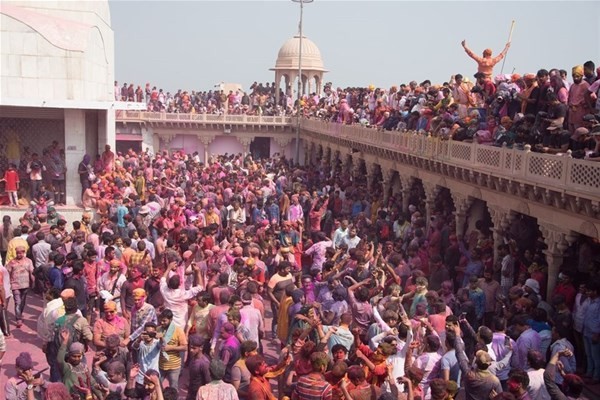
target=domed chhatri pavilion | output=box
[271,35,327,104]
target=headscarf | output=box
[16,352,34,370]
[133,288,146,299]
[572,65,584,77]
[103,301,117,312]
[69,342,85,355]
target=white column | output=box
[142,126,155,154]
[275,71,281,106]
[98,109,116,154]
[64,109,86,205]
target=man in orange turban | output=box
[127,287,157,345]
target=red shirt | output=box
[3,169,19,191]
[247,376,276,400]
[83,260,98,295]
[553,283,577,310]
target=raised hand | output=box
[18,369,34,384]
[129,364,140,380]
[60,328,70,343]
[559,349,573,358]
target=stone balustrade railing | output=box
[300,119,600,201]
[116,110,600,201]
[116,110,293,125]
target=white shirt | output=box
[159,277,202,328]
[342,235,361,251]
[527,368,551,400]
[382,330,413,394]
[0,265,12,299]
[332,227,348,249]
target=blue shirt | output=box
[441,349,461,386]
[583,297,600,337]
[116,205,128,228]
[468,288,485,320]
[48,266,64,290]
[135,339,161,384]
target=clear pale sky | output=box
[110,0,600,92]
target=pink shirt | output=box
[304,240,332,271]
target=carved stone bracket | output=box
[451,192,474,216]
[237,136,254,154]
[423,182,440,204]
[159,133,176,146]
[198,135,215,146]
[488,204,510,232]
[274,136,292,149]
[538,222,569,256]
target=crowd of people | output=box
[0,46,599,400]
[114,81,288,117]
[117,53,600,160]
[0,125,599,400]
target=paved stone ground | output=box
[0,291,281,399]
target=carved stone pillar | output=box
[237,136,253,156]
[199,135,215,164]
[399,175,413,214]
[324,147,331,166]
[488,204,511,263]
[330,150,339,177]
[365,162,378,192]
[452,192,474,239]
[380,165,395,204]
[539,222,570,299]
[423,182,440,232]
[352,159,363,182]
[303,143,310,166]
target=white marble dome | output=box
[273,35,327,71]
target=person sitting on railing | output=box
[534,129,571,155]
[493,116,516,147]
[569,128,597,159]
[585,137,600,161]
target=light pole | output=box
[292,0,313,165]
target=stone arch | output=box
[313,74,322,95]
[464,198,493,238]
[390,170,402,198]
[354,158,368,184]
[316,144,324,162]
[579,221,598,238]
[408,177,426,210]
[344,154,354,175]
[278,73,291,96]
[435,187,456,218]
[370,163,383,194]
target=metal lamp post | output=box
[292,0,313,165]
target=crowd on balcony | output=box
[1,121,600,400]
[117,57,600,160]
[305,62,600,161]
[114,81,289,117]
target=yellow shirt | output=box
[159,325,187,370]
[6,237,28,264]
